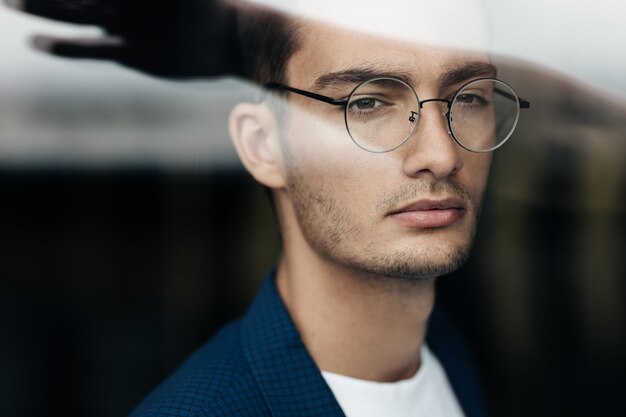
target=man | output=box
[131,2,528,415]
[8,1,529,416]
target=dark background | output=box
[1,64,625,417]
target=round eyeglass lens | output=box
[449,79,520,152]
[345,78,419,153]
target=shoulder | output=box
[128,320,268,417]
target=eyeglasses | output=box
[265,77,530,153]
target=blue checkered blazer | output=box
[129,271,487,417]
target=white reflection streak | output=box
[249,0,490,52]
[251,0,626,102]
[1,1,625,167]
[482,0,626,102]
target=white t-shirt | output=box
[321,345,465,417]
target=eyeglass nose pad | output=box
[408,110,451,136]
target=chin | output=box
[344,241,473,281]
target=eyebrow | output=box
[311,61,498,92]
[312,67,415,91]
[439,61,498,87]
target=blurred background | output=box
[1,3,625,417]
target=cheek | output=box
[282,105,375,178]
[460,152,492,195]
[282,109,393,220]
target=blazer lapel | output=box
[240,272,345,417]
[427,307,488,417]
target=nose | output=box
[400,100,464,180]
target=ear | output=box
[228,102,287,189]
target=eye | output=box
[455,93,488,106]
[347,96,391,116]
[349,97,383,110]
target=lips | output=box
[387,198,466,228]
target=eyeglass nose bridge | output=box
[408,98,452,129]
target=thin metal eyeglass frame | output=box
[264,77,530,153]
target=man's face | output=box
[275,21,493,280]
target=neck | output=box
[276,249,436,383]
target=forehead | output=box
[286,20,493,90]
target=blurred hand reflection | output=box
[4,0,245,78]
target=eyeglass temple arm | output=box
[265,82,530,109]
[495,87,530,109]
[265,82,347,106]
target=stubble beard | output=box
[285,169,482,284]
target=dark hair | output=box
[237,6,303,85]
